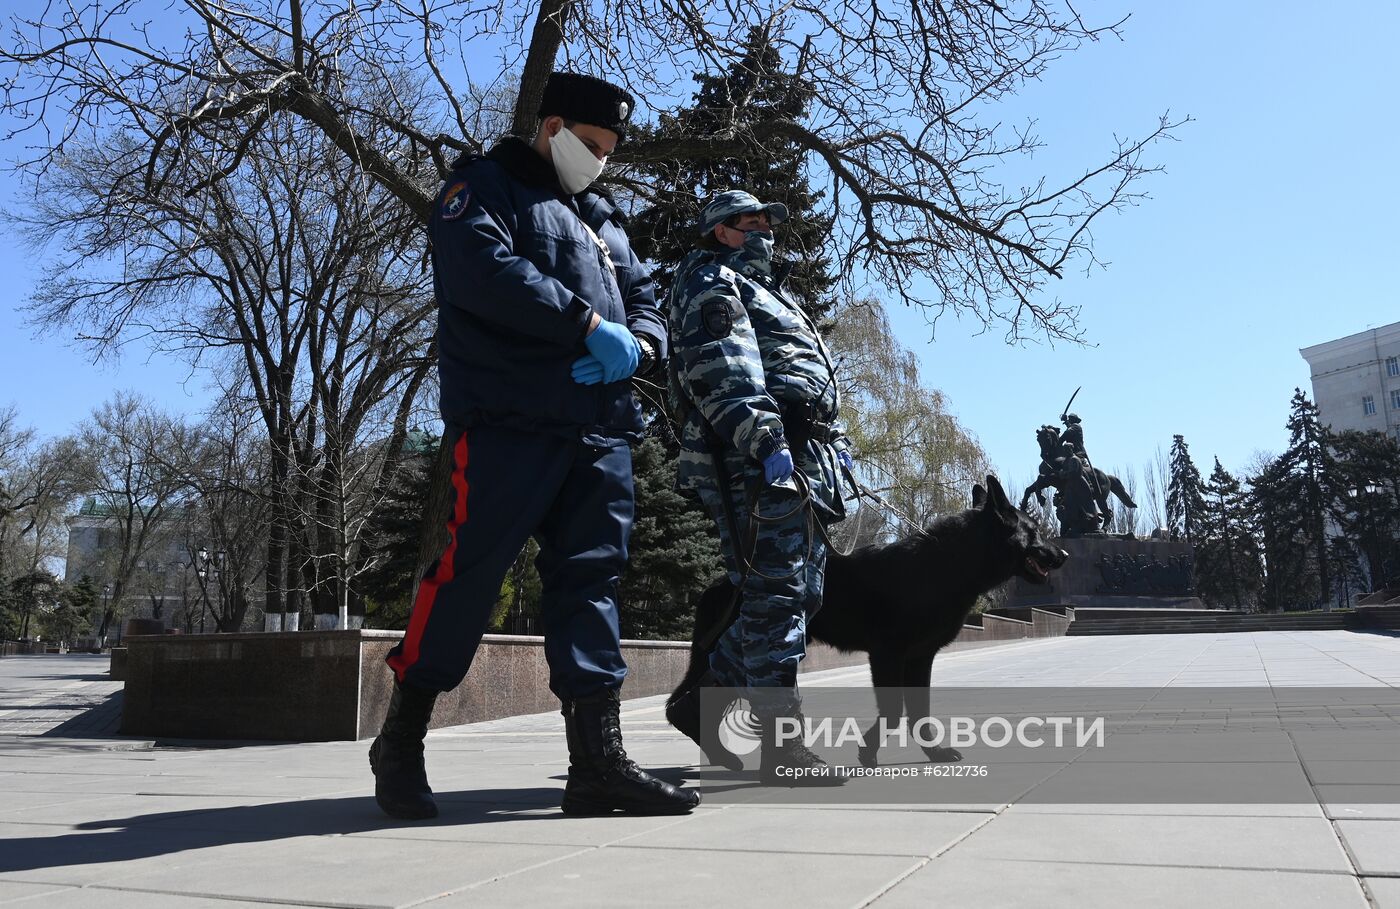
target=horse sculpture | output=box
[1021,424,1138,535]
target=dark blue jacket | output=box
[430,138,667,439]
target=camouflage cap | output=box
[697,190,789,236]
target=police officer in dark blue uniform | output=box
[370,72,700,819]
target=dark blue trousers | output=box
[386,424,632,698]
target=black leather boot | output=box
[665,671,743,771]
[759,711,847,787]
[368,680,438,819]
[561,688,702,816]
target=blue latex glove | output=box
[763,448,794,485]
[571,354,606,385]
[838,450,854,472]
[583,319,641,383]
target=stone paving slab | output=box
[1335,819,1400,875]
[2,631,1400,908]
[92,835,590,907]
[940,811,1354,874]
[0,656,121,737]
[19,891,308,909]
[1367,877,1400,908]
[444,846,925,909]
[621,805,993,857]
[865,857,1370,908]
[1316,785,1400,820]
[0,881,72,904]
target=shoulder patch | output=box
[441,181,470,221]
[701,299,734,339]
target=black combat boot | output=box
[561,687,702,816]
[665,670,743,771]
[368,680,439,819]
[759,711,847,787]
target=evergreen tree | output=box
[498,541,542,635]
[619,437,723,640]
[617,29,837,642]
[42,575,99,645]
[0,569,60,640]
[1328,429,1400,592]
[1247,455,1319,611]
[1166,435,1206,543]
[630,26,837,321]
[1196,458,1262,610]
[359,437,534,632]
[1275,389,1336,606]
[358,442,436,629]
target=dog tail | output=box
[667,581,739,707]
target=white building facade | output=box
[1300,320,1400,441]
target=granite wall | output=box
[120,630,871,742]
[120,617,1074,742]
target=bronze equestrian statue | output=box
[1021,416,1137,536]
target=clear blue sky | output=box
[1,0,1396,497]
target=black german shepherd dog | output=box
[667,474,1067,768]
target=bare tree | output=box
[3,0,1181,340]
[69,392,190,643]
[0,407,82,579]
[20,109,436,630]
[160,399,277,633]
[2,0,1182,599]
[1141,443,1170,532]
[1105,463,1142,536]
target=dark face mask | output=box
[741,229,774,262]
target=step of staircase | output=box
[1067,612,1353,636]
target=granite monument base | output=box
[1006,535,1205,609]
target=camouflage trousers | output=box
[697,471,830,716]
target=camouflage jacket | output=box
[667,242,849,514]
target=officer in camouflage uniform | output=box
[663,190,851,784]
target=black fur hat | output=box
[537,72,635,137]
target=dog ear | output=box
[972,483,987,509]
[985,474,1013,514]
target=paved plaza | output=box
[2,631,1400,908]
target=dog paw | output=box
[923,745,963,763]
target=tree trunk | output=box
[510,0,572,138]
[264,447,289,625]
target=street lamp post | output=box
[194,546,225,634]
[1349,482,1382,594]
[1363,481,1383,590]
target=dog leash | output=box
[840,466,929,542]
[696,466,821,654]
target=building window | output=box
[1363,395,1376,416]
[1393,389,1400,411]
[1389,356,1400,377]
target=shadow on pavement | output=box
[24,675,117,683]
[0,788,568,875]
[39,692,124,738]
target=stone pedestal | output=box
[1006,535,1205,609]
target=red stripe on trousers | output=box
[388,431,470,682]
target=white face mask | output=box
[548,126,606,194]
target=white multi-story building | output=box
[1300,320,1400,441]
